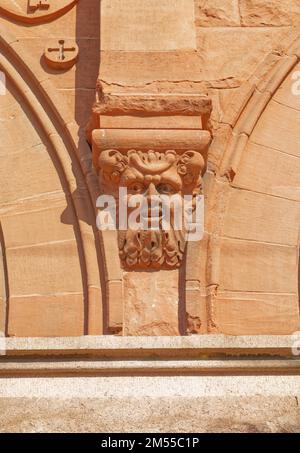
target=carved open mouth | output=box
[140,207,163,222]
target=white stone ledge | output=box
[0,335,299,377]
[1,334,299,357]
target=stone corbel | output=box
[87,88,212,333]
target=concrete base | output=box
[0,336,300,432]
[0,380,300,433]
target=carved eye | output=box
[156,183,177,195]
[127,182,145,194]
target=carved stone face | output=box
[97,149,204,269]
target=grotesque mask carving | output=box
[96,149,205,270]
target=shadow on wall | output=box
[58,0,105,334]
[75,0,101,128]
[0,222,9,336]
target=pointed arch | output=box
[0,26,104,336]
[203,35,300,334]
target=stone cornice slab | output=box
[1,335,299,357]
[94,93,212,117]
[0,335,300,377]
[92,129,212,155]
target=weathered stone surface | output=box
[7,294,85,337]
[123,271,180,335]
[100,0,196,51]
[233,141,300,200]
[215,294,300,335]
[223,188,300,246]
[251,100,300,157]
[92,129,211,154]
[195,0,241,27]
[0,198,75,248]
[0,145,63,204]
[273,61,300,110]
[219,238,298,293]
[0,368,300,432]
[1,395,300,433]
[196,28,290,82]
[240,0,300,26]
[99,50,206,90]
[93,91,212,117]
[7,241,83,295]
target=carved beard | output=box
[96,148,205,270]
[118,226,186,269]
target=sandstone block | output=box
[195,0,240,27]
[224,188,300,246]
[251,100,300,157]
[101,0,196,51]
[240,0,300,26]
[6,241,83,295]
[219,238,298,293]
[215,293,300,335]
[233,141,300,200]
[7,294,84,337]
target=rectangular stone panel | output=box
[100,51,204,87]
[1,201,75,248]
[219,238,298,293]
[0,144,62,204]
[273,61,300,111]
[196,28,289,81]
[99,115,202,130]
[6,241,83,295]
[215,293,300,335]
[251,100,300,157]
[7,294,85,337]
[233,141,300,200]
[0,107,41,155]
[100,0,196,51]
[123,270,180,336]
[224,188,300,245]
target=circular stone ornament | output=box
[44,39,79,70]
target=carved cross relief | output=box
[44,39,78,69]
[47,40,74,60]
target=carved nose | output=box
[146,183,159,198]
